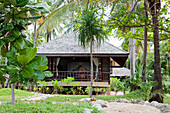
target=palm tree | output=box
[74,6,108,98]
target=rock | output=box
[144,101,150,105]
[66,98,72,101]
[117,99,129,103]
[129,99,141,104]
[107,100,114,102]
[138,101,145,105]
[150,101,159,107]
[79,98,92,102]
[84,108,93,113]
[93,100,107,107]
[155,103,170,113]
[92,103,103,111]
[114,98,118,102]
[62,98,72,101]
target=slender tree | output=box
[148,0,163,103]
[142,0,149,82]
[74,5,107,98]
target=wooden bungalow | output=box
[36,32,129,92]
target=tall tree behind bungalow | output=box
[148,0,162,103]
[74,5,108,98]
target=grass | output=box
[0,88,34,102]
[0,88,169,113]
[164,94,170,105]
[0,101,99,113]
[0,88,99,113]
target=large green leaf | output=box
[0,75,6,82]
[11,28,20,38]
[19,16,42,19]
[0,40,4,48]
[9,74,19,84]
[17,55,29,66]
[14,38,25,49]
[2,37,16,43]
[25,47,37,62]
[7,65,20,74]
[44,71,53,77]
[32,70,45,80]
[6,51,18,65]
[28,56,48,68]
[15,0,29,7]
[0,69,6,76]
[21,66,34,78]
[37,65,48,71]
[24,38,33,47]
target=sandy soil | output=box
[102,102,161,113]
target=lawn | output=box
[0,88,169,113]
[0,88,34,102]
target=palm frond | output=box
[36,1,76,34]
[50,0,64,11]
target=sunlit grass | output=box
[0,88,34,102]
[0,88,169,113]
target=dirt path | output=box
[103,102,161,113]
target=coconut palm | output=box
[74,6,108,98]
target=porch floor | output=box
[39,81,110,88]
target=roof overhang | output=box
[36,53,129,67]
[36,53,129,58]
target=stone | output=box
[93,100,107,107]
[155,103,170,113]
[66,98,72,101]
[79,98,92,102]
[138,101,145,105]
[114,98,118,102]
[144,101,150,105]
[129,99,141,104]
[92,103,103,111]
[117,98,129,103]
[150,101,159,107]
[107,100,114,102]
[84,108,93,113]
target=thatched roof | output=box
[110,68,130,77]
[37,32,128,57]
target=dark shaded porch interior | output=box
[45,57,110,83]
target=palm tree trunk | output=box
[142,0,148,82]
[11,84,15,105]
[90,37,93,98]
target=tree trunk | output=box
[90,37,93,98]
[130,0,136,77]
[33,21,36,48]
[47,31,51,42]
[142,0,148,82]
[11,84,15,105]
[149,1,163,102]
